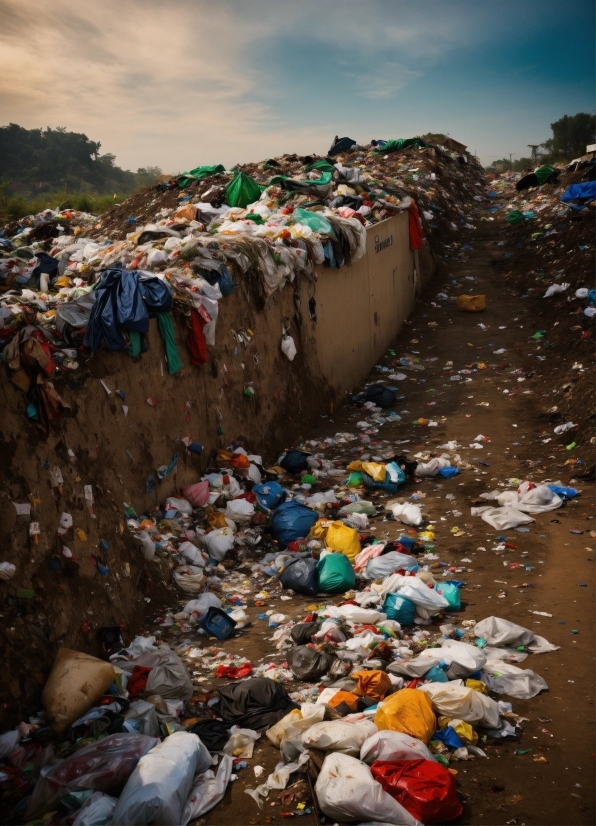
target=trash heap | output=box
[484,163,595,474]
[0,375,569,823]
[0,140,486,430]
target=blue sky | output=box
[1,0,594,171]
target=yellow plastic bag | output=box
[346,461,387,482]
[352,670,392,701]
[309,519,330,542]
[374,688,436,744]
[325,521,361,562]
[457,294,486,312]
[465,678,487,694]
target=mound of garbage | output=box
[0,417,566,823]
[0,139,485,429]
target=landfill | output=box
[0,137,594,825]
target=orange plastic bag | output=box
[352,670,392,701]
[328,691,359,712]
[374,688,436,744]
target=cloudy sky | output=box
[1,0,594,172]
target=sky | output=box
[1,0,594,171]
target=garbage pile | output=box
[0,408,566,823]
[486,163,595,475]
[0,139,485,429]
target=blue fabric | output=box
[560,181,596,210]
[84,267,173,351]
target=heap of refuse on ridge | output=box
[0,137,486,429]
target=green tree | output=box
[542,113,596,161]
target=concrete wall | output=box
[314,211,418,395]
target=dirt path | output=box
[157,208,594,826]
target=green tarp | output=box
[177,165,226,188]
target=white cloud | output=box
[0,0,504,171]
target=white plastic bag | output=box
[135,531,156,562]
[419,681,501,728]
[315,752,419,825]
[396,577,449,613]
[482,657,548,699]
[173,565,205,594]
[165,497,193,516]
[177,541,205,566]
[474,616,559,653]
[225,499,255,524]
[301,717,377,756]
[389,502,423,526]
[203,527,235,561]
[112,732,211,826]
[266,704,325,748]
[72,792,117,826]
[181,753,233,824]
[433,639,488,679]
[365,552,418,580]
[360,730,434,764]
[281,334,297,361]
[415,457,450,477]
[0,730,20,759]
[471,505,535,530]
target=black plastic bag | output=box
[191,719,230,752]
[279,449,311,474]
[279,557,319,596]
[290,620,321,645]
[217,678,297,732]
[287,646,335,681]
[365,384,396,408]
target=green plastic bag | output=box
[226,173,263,209]
[346,472,364,487]
[269,171,333,188]
[317,553,355,594]
[292,208,333,235]
[435,582,461,611]
[507,210,526,224]
[534,165,555,184]
[304,159,336,174]
[376,138,428,154]
[177,165,225,188]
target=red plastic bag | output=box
[215,663,253,679]
[371,759,463,824]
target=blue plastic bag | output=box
[432,726,463,749]
[437,466,459,478]
[271,500,318,546]
[253,481,286,511]
[424,665,449,683]
[382,593,416,625]
[548,485,579,499]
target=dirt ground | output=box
[149,206,595,826]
